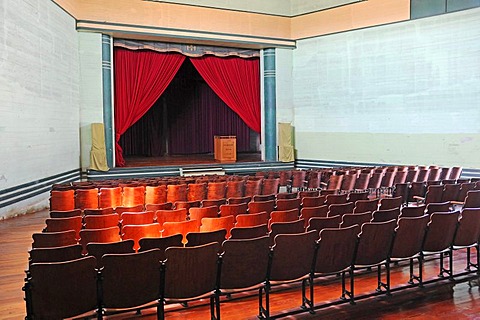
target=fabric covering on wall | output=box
[113,48,186,166]
[89,123,109,171]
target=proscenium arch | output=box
[102,37,278,167]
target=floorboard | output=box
[0,209,479,319]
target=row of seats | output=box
[25,207,480,319]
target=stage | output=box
[87,153,294,181]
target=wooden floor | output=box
[1,210,479,319]
[123,153,262,167]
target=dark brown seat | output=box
[400,205,426,218]
[371,207,401,223]
[44,216,83,240]
[268,208,299,228]
[248,200,275,215]
[161,243,221,319]
[262,178,280,195]
[347,191,369,204]
[230,224,269,239]
[325,193,348,206]
[340,212,372,228]
[340,174,357,193]
[244,179,263,197]
[227,196,251,205]
[185,229,227,248]
[84,207,115,216]
[29,244,83,265]
[80,226,122,254]
[225,180,245,198]
[391,183,409,205]
[448,167,462,180]
[324,174,343,191]
[301,195,326,208]
[174,200,201,210]
[300,205,329,227]
[302,225,359,310]
[219,203,248,219]
[220,236,270,309]
[32,230,78,249]
[276,192,298,200]
[145,202,173,211]
[235,212,269,228]
[378,196,403,211]
[307,215,342,232]
[441,183,461,202]
[413,185,444,205]
[353,220,397,297]
[276,198,301,211]
[259,231,317,319]
[328,202,354,217]
[201,198,227,210]
[425,202,452,215]
[353,173,370,192]
[451,208,480,274]
[86,240,135,268]
[422,211,460,279]
[291,170,307,191]
[269,219,305,245]
[84,213,119,229]
[138,234,184,260]
[389,215,429,286]
[298,190,320,199]
[49,209,83,219]
[353,198,379,214]
[24,256,98,319]
[99,249,162,316]
[253,194,276,202]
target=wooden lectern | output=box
[214,136,236,162]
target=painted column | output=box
[102,34,114,168]
[264,48,277,162]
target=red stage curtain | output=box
[113,48,185,166]
[190,56,261,133]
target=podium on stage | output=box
[214,136,236,162]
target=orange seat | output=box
[50,190,75,211]
[44,216,83,240]
[122,223,162,251]
[145,185,168,204]
[79,226,121,254]
[155,209,188,227]
[84,213,120,229]
[200,215,235,238]
[122,186,145,207]
[162,220,200,244]
[235,212,269,228]
[75,188,99,210]
[99,187,122,209]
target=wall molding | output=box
[0,169,81,209]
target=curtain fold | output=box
[113,48,185,166]
[190,56,261,133]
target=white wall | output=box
[78,32,104,171]
[0,0,80,218]
[292,8,480,168]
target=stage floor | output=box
[123,152,262,167]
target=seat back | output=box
[269,231,318,282]
[155,208,187,227]
[301,195,326,208]
[121,211,155,226]
[354,220,396,267]
[220,236,270,290]
[145,185,168,205]
[50,209,83,219]
[84,213,120,229]
[390,215,429,259]
[29,244,83,265]
[115,204,144,215]
[186,229,227,247]
[340,212,372,229]
[84,207,115,216]
[464,190,480,208]
[262,178,280,195]
[100,249,162,310]
[164,243,220,299]
[138,234,184,259]
[441,183,461,202]
[201,198,227,210]
[75,188,99,210]
[230,224,269,239]
[347,191,369,204]
[219,203,248,218]
[26,256,98,319]
[200,215,235,238]
[44,216,83,240]
[307,215,342,232]
[167,184,188,204]
[50,190,75,211]
[86,240,135,267]
[371,207,401,223]
[378,196,402,211]
[325,193,348,206]
[207,181,227,200]
[269,219,305,245]
[235,212,269,228]
[328,202,354,217]
[32,230,77,249]
[315,225,359,274]
[423,211,460,253]
[300,205,329,227]
[426,202,451,215]
[187,183,207,201]
[453,208,480,247]
[248,200,275,215]
[162,220,200,244]
[80,226,122,253]
[189,206,219,223]
[353,199,378,214]
[227,196,251,205]
[269,208,300,227]
[400,205,426,217]
[276,198,301,211]
[226,180,245,198]
[99,187,122,209]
